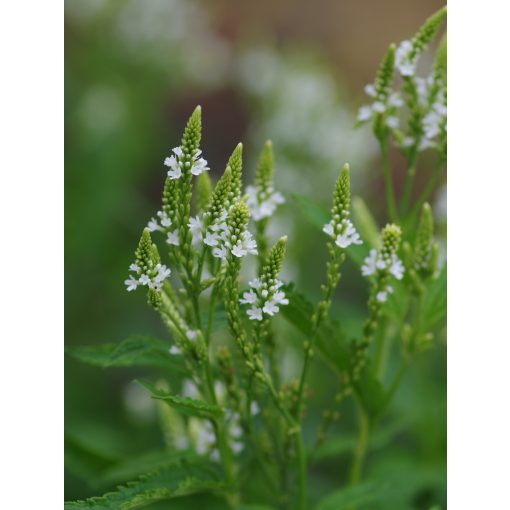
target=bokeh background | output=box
[65,0,446,507]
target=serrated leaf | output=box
[314,481,386,510]
[98,450,197,487]
[65,460,226,510]
[66,335,186,372]
[137,380,224,420]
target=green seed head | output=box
[375,44,396,100]
[254,140,274,193]
[180,105,202,158]
[226,143,243,203]
[262,236,287,283]
[331,164,351,222]
[380,223,402,261]
[414,202,437,277]
[207,167,232,222]
[411,6,447,58]
[135,228,159,273]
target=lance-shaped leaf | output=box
[66,335,186,372]
[64,460,226,509]
[137,380,224,420]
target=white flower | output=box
[388,93,404,108]
[323,222,334,236]
[272,291,289,305]
[376,285,394,303]
[157,210,172,228]
[210,449,220,461]
[361,249,378,276]
[334,220,363,248]
[364,83,376,97]
[169,345,180,355]
[190,157,209,176]
[212,246,228,260]
[129,263,139,272]
[147,217,160,232]
[231,441,244,454]
[188,215,203,244]
[249,278,263,289]
[124,276,138,291]
[154,264,171,283]
[204,231,219,247]
[166,229,179,246]
[357,105,372,122]
[389,255,405,280]
[164,154,182,180]
[139,274,151,285]
[372,101,386,113]
[395,40,418,77]
[262,300,280,316]
[186,330,198,341]
[386,116,399,129]
[245,184,285,221]
[250,401,260,415]
[247,306,263,321]
[240,290,258,304]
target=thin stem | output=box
[409,160,446,222]
[349,397,370,486]
[399,149,418,216]
[380,140,399,223]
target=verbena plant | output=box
[66,7,446,509]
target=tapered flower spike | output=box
[226,143,243,204]
[413,202,438,279]
[124,228,171,308]
[322,164,362,250]
[246,141,284,223]
[411,6,447,58]
[395,6,447,77]
[240,236,289,322]
[375,44,396,101]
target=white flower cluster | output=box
[245,185,285,221]
[357,83,403,129]
[361,249,405,302]
[399,76,447,152]
[240,277,288,321]
[124,262,170,292]
[164,146,209,180]
[323,215,362,249]
[395,40,418,77]
[147,210,179,246]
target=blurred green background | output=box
[65,0,446,507]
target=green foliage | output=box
[137,380,224,420]
[66,15,446,503]
[66,335,186,372]
[65,460,225,510]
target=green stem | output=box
[408,159,446,224]
[380,141,399,223]
[399,149,418,216]
[349,397,370,486]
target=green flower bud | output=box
[375,44,396,101]
[226,143,243,203]
[410,6,447,59]
[254,140,273,194]
[195,172,213,212]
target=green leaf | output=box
[281,285,350,374]
[291,193,329,229]
[314,481,386,510]
[137,380,224,420]
[291,193,369,267]
[66,335,186,372]
[98,450,197,487]
[65,460,226,510]
[354,367,388,420]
